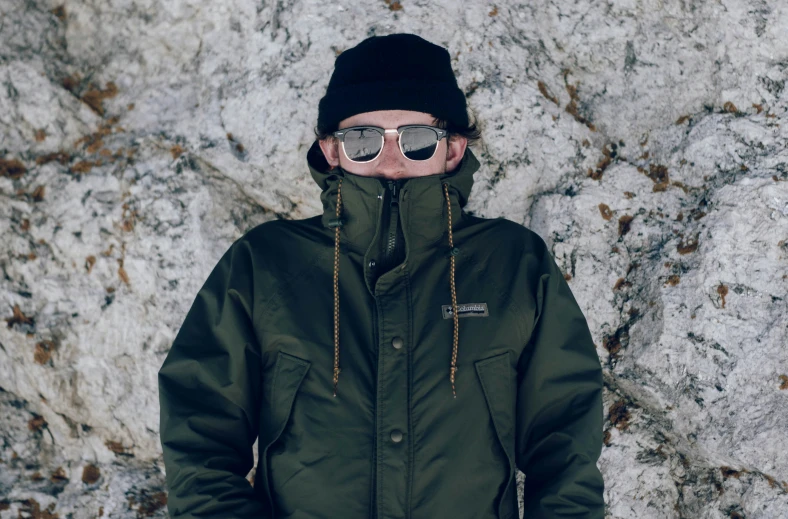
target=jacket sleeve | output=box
[515,242,606,518]
[158,239,268,518]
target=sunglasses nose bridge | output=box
[378,131,406,163]
[382,129,400,146]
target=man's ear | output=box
[445,135,467,171]
[319,138,341,168]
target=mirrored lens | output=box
[343,128,383,162]
[400,127,439,161]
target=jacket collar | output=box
[307,140,480,255]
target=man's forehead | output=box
[338,109,437,128]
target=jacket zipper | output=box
[385,179,401,263]
[369,179,401,518]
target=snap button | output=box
[390,429,403,443]
[368,260,376,268]
[391,337,403,350]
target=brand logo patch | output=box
[441,302,489,319]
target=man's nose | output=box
[376,133,406,175]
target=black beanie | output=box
[317,33,469,134]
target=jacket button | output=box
[391,337,403,350]
[368,260,376,268]
[390,429,403,443]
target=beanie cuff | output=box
[318,79,469,133]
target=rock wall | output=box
[1,0,786,517]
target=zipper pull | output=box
[388,180,399,205]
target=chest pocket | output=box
[475,351,518,519]
[255,351,311,516]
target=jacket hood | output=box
[307,139,480,254]
[305,139,482,397]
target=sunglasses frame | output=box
[332,124,449,164]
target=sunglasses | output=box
[332,125,448,163]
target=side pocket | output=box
[475,351,518,519]
[256,351,311,517]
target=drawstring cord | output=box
[443,182,460,398]
[327,177,460,399]
[327,178,344,397]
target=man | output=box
[158,33,605,518]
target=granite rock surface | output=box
[1,0,787,517]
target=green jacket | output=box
[158,141,605,518]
